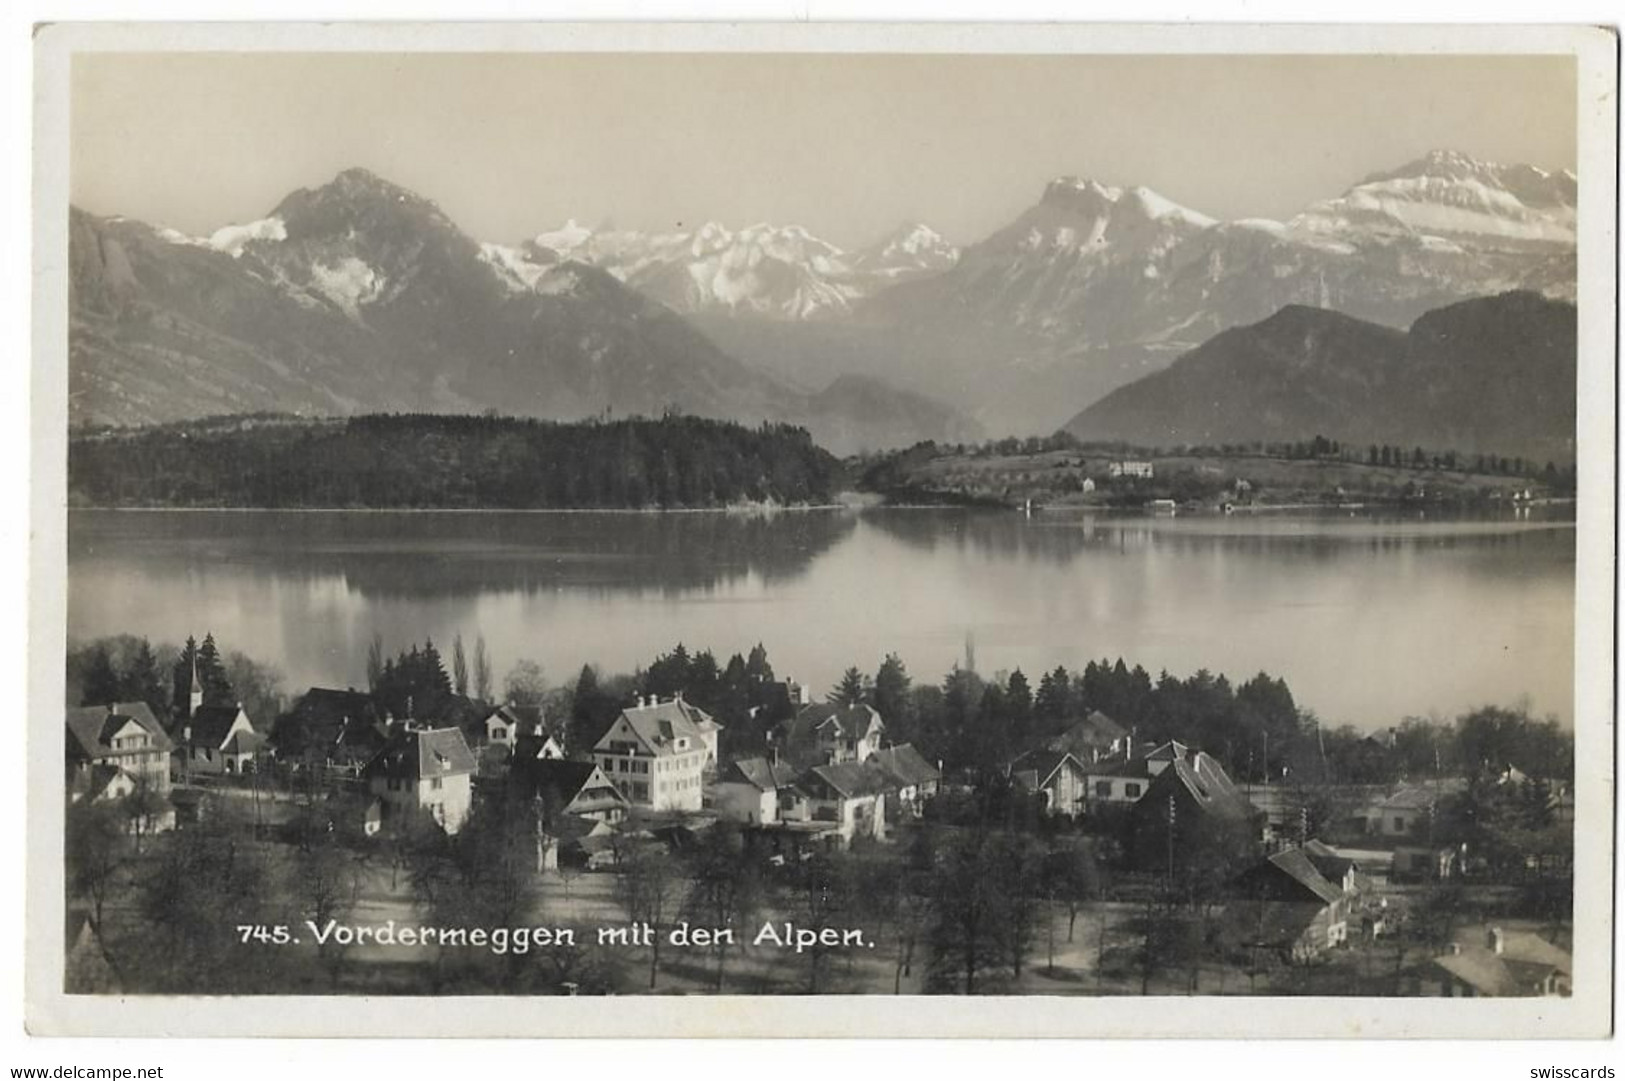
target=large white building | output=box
[592,696,721,812]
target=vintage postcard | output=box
[27,21,1616,1037]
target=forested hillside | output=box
[68,413,846,509]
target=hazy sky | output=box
[70,53,1577,249]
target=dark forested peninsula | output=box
[68,413,846,509]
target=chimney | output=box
[1449,943,1462,955]
[1487,926,1504,955]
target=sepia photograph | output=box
[26,20,1617,1039]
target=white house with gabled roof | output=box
[592,695,718,811]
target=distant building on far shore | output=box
[1109,460,1155,479]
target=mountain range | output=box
[1066,290,1576,464]
[69,150,1576,455]
[68,169,980,455]
[525,219,956,320]
[711,149,1577,433]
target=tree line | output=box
[68,632,285,730]
[69,413,847,510]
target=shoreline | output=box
[65,502,861,515]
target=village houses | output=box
[66,702,175,826]
[795,760,890,844]
[866,742,941,820]
[1008,749,1090,816]
[1416,927,1572,998]
[362,725,477,835]
[1227,846,1352,962]
[480,702,546,751]
[778,701,885,768]
[714,755,802,827]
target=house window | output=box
[431,778,443,791]
[492,727,506,741]
[1392,816,1406,832]
[1125,783,1142,798]
[1095,781,1113,798]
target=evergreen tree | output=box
[195,634,234,705]
[745,642,774,684]
[81,645,121,707]
[570,665,609,754]
[421,638,452,696]
[829,667,869,707]
[872,653,913,735]
[1006,669,1033,747]
[1034,666,1072,727]
[121,638,169,723]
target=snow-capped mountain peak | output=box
[1293,148,1576,247]
[520,215,958,320]
[534,218,594,257]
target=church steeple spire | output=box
[188,649,203,719]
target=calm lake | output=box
[65,507,1576,730]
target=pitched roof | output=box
[1081,755,1151,780]
[1153,751,1258,821]
[805,760,892,799]
[76,764,130,802]
[513,732,564,760]
[722,757,800,792]
[486,703,546,735]
[786,703,884,745]
[363,727,477,781]
[220,729,267,756]
[1046,711,1129,757]
[868,743,941,788]
[513,758,628,814]
[186,704,249,748]
[1379,785,1438,811]
[1009,749,1084,792]
[1300,838,1358,885]
[1432,947,1541,997]
[1224,899,1328,949]
[66,703,172,761]
[600,698,716,758]
[293,687,380,722]
[1146,739,1192,763]
[1499,931,1572,973]
[1252,848,1346,905]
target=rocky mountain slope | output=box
[68,169,976,454]
[841,149,1577,433]
[1065,290,1576,463]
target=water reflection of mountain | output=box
[68,509,858,600]
[861,507,1576,576]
